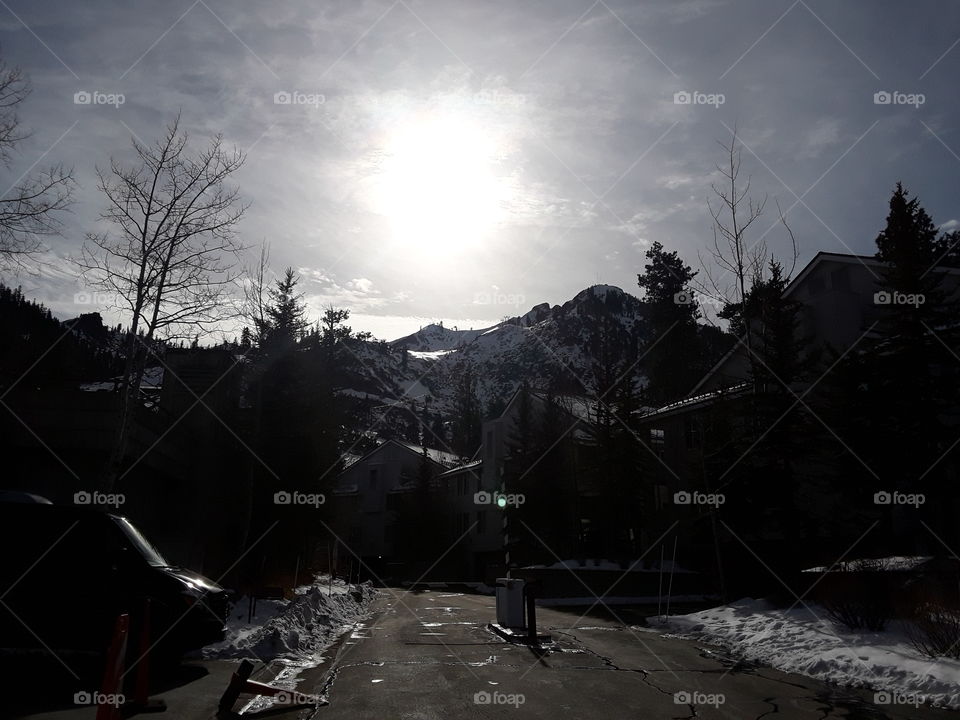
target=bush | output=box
[820,560,892,631]
[906,601,960,659]
[824,596,890,631]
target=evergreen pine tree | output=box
[865,184,960,546]
[263,267,308,352]
[637,241,702,404]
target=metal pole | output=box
[504,505,510,579]
[501,464,510,579]
[657,544,664,622]
[665,536,677,619]
[526,583,537,641]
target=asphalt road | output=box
[304,589,951,720]
[15,589,955,719]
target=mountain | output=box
[0,285,123,389]
[337,285,650,430]
[389,323,494,352]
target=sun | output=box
[373,113,508,257]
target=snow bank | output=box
[538,594,711,607]
[802,556,933,573]
[524,558,692,573]
[204,578,377,666]
[654,598,960,709]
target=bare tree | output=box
[79,115,248,489]
[0,55,74,268]
[241,242,273,346]
[699,126,797,351]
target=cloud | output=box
[4,0,960,339]
[348,277,374,293]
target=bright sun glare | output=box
[375,113,508,257]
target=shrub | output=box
[906,600,960,659]
[821,560,891,631]
[823,596,890,631]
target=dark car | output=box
[0,500,228,662]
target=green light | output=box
[496,495,507,509]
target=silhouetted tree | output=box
[79,116,247,490]
[263,267,308,352]
[637,241,701,403]
[0,54,74,268]
[861,185,959,547]
[451,364,482,458]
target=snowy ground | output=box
[524,557,692,573]
[201,575,377,712]
[538,594,711,607]
[652,598,960,709]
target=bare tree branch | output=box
[698,125,768,352]
[0,55,75,268]
[78,115,248,490]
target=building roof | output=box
[394,441,461,468]
[438,459,483,477]
[684,251,939,398]
[335,438,460,477]
[636,382,751,421]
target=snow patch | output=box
[654,598,960,709]
[408,349,455,360]
[203,578,377,665]
[524,557,693,573]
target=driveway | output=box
[16,588,952,719]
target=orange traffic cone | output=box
[96,614,129,720]
[125,598,166,715]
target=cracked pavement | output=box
[292,589,952,720]
[15,588,955,719]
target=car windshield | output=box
[112,516,169,567]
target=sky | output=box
[0,0,958,341]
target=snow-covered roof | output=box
[439,459,483,477]
[636,382,751,420]
[395,441,460,468]
[79,366,164,392]
[337,438,460,474]
[340,453,362,469]
[802,556,934,573]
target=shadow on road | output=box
[4,651,209,718]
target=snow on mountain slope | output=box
[339,285,648,422]
[390,323,495,351]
